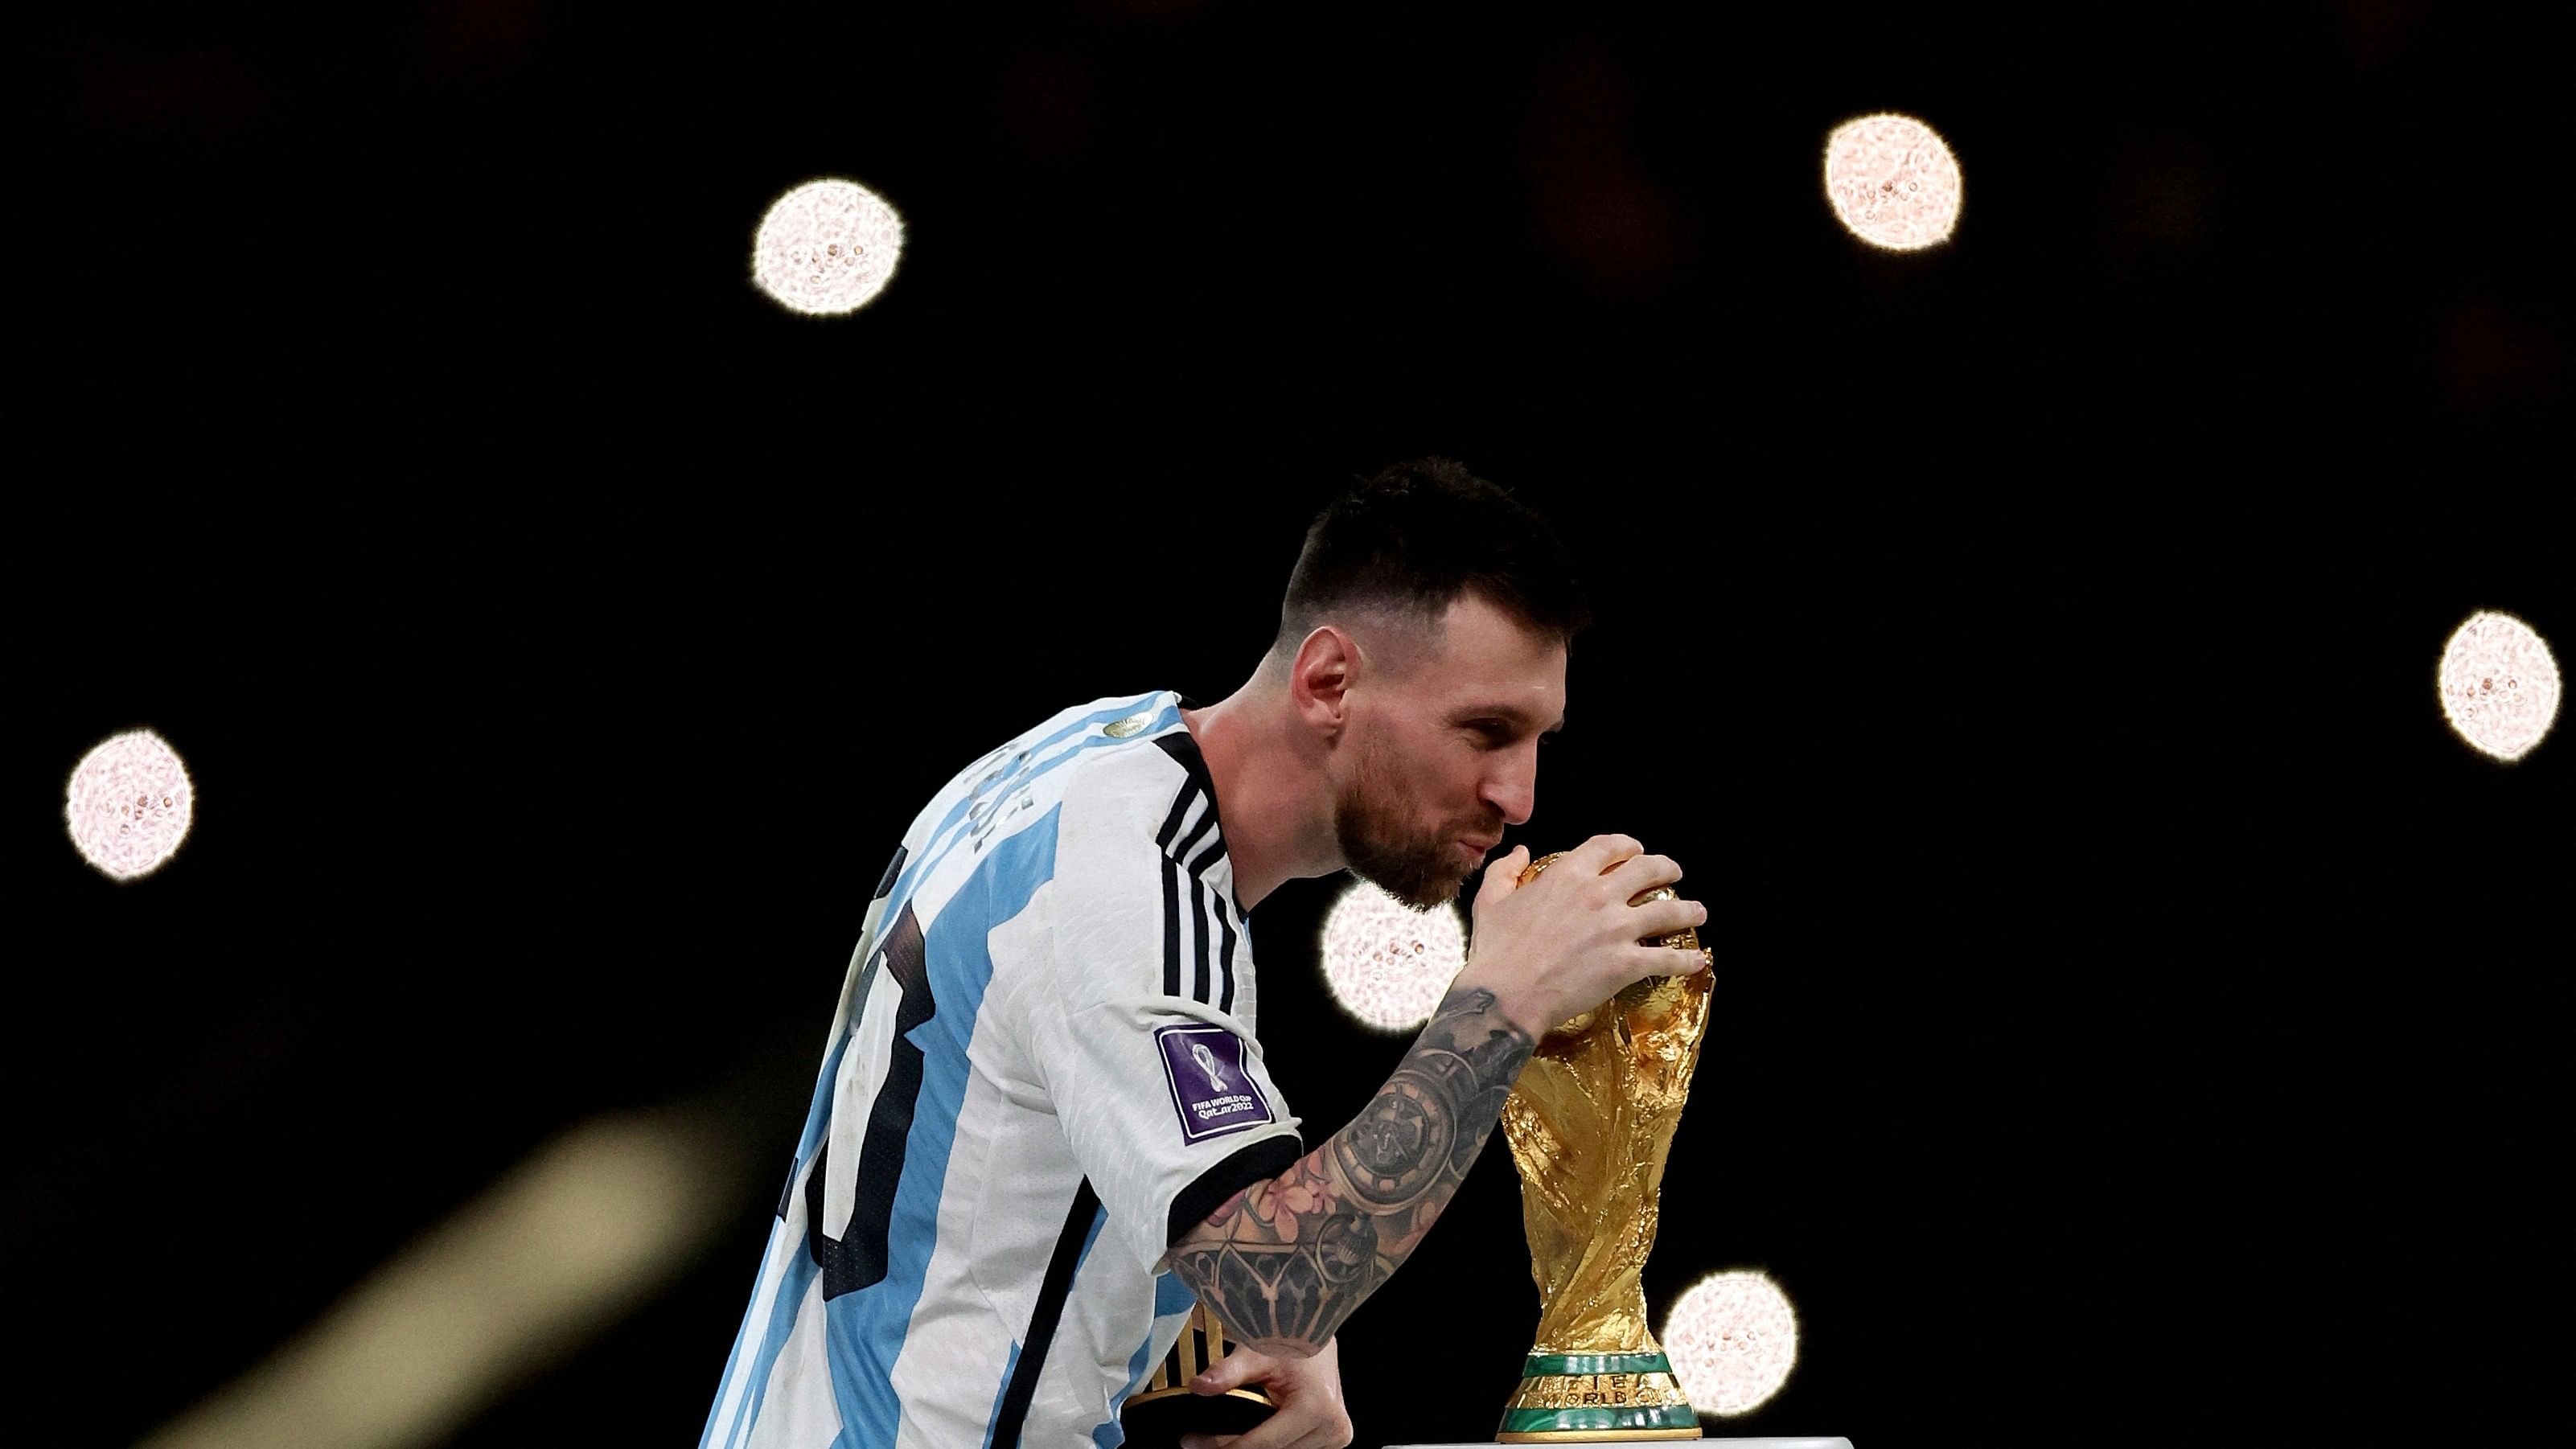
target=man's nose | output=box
[1484,760,1535,828]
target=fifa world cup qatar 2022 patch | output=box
[1152,1024,1274,1143]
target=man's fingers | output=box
[1564,833,1644,876]
[1176,1435,1239,1449]
[1627,942,1713,979]
[1476,844,1531,908]
[1606,852,1685,899]
[1191,1349,1260,1395]
[1627,894,1707,942]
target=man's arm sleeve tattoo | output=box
[1165,984,1535,1357]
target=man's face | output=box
[1333,594,1567,909]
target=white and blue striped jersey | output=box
[701,691,1307,1449]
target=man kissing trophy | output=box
[1128,846,1715,1447]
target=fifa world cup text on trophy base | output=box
[1493,850,1715,1443]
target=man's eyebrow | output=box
[1453,703,1567,735]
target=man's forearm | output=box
[1167,983,1535,1358]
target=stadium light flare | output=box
[1822,113,1962,251]
[1320,879,1466,1032]
[2436,610,2560,761]
[135,1110,742,1449]
[752,178,906,315]
[64,728,195,881]
[1662,1268,1801,1418]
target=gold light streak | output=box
[137,1109,746,1449]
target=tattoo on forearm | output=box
[1169,985,1535,1356]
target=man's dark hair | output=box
[1272,458,1590,659]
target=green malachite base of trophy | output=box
[1497,1351,1702,1442]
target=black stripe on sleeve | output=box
[1214,906,1239,1016]
[1156,782,1199,1001]
[1172,797,1219,865]
[1154,782,1197,850]
[1184,835,1226,879]
[1160,856,1182,999]
[1166,1132,1304,1250]
[1152,731,1220,818]
[1187,875,1213,1004]
[992,1180,1104,1449]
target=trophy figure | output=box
[1494,851,1714,1442]
[1118,1299,1276,1447]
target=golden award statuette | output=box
[1494,850,1715,1442]
[1116,1299,1276,1448]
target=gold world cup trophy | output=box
[1494,850,1715,1442]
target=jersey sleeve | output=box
[1026,817,1304,1275]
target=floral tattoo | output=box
[1168,985,1535,1355]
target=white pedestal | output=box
[1389,1439,1853,1449]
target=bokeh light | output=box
[2436,610,2560,761]
[1663,1269,1799,1418]
[1320,880,1466,1032]
[65,728,195,881]
[1822,113,1962,251]
[751,178,906,315]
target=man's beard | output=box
[1333,740,1492,909]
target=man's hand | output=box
[1458,835,1708,1039]
[1178,1336,1354,1449]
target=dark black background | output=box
[16,2,2568,1445]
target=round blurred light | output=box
[1822,113,1962,251]
[2437,610,2560,761]
[1320,880,1465,1032]
[1663,1269,1799,1418]
[751,178,905,315]
[65,729,195,881]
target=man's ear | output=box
[1287,626,1357,740]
